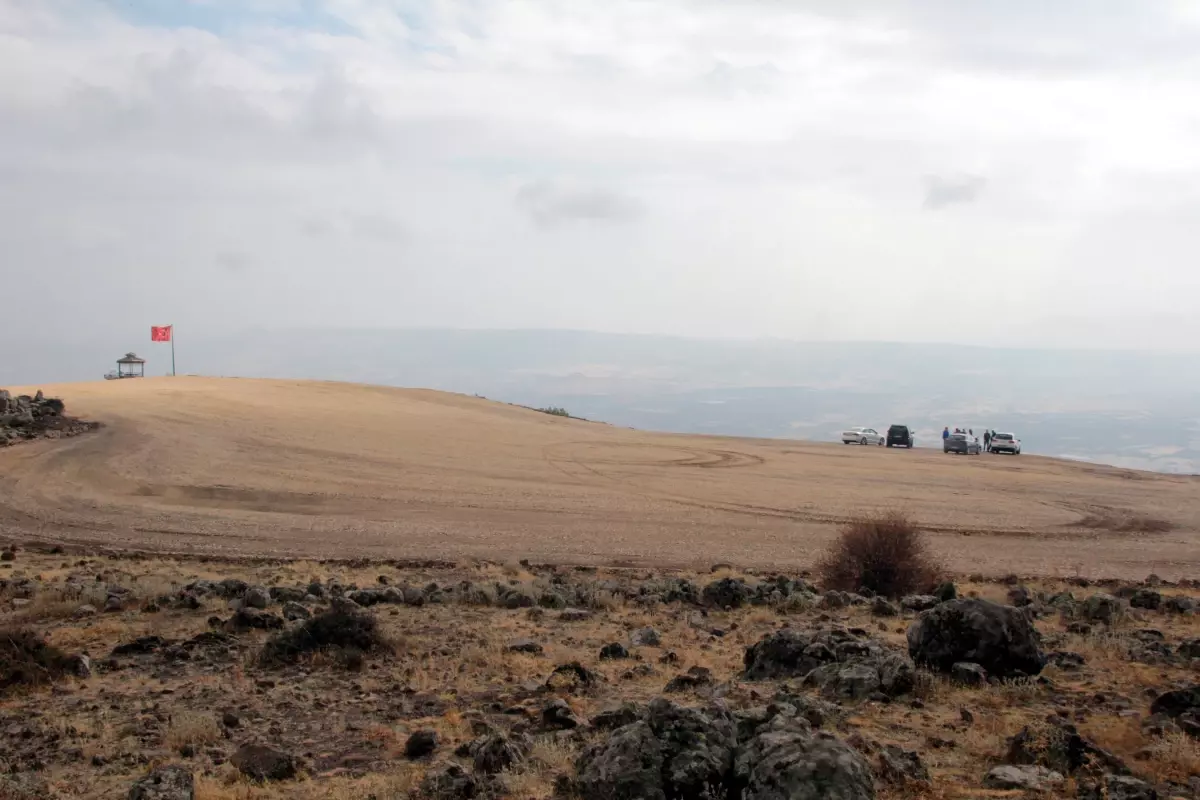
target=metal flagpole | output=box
[171,326,176,376]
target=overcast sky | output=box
[3,1,1200,351]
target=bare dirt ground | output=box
[1,377,1199,579]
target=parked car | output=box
[944,432,982,455]
[886,425,914,448]
[842,427,884,446]
[989,432,1021,455]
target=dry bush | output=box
[817,513,943,598]
[259,604,392,667]
[166,711,223,750]
[0,627,73,695]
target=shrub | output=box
[536,407,570,418]
[259,603,392,668]
[817,513,942,599]
[1,627,72,694]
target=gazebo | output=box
[113,352,145,379]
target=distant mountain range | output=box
[7,328,1200,474]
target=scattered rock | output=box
[645,698,737,797]
[281,602,310,622]
[231,744,297,782]
[472,733,528,775]
[951,662,988,687]
[592,703,643,731]
[631,626,661,647]
[1150,685,1200,719]
[736,725,875,800]
[542,698,582,730]
[900,595,940,613]
[420,762,479,800]
[1164,595,1197,614]
[664,666,714,693]
[1083,593,1125,625]
[576,721,663,800]
[242,586,270,610]
[127,765,194,800]
[227,608,284,631]
[703,577,750,609]
[984,765,1064,791]
[221,712,240,728]
[111,636,169,657]
[870,597,899,617]
[546,662,599,692]
[744,626,915,699]
[1047,650,1086,671]
[1178,640,1200,660]
[907,598,1045,678]
[507,638,543,654]
[933,581,957,602]
[66,653,91,678]
[878,744,929,785]
[560,608,592,622]
[1007,586,1033,607]
[404,730,438,759]
[1006,719,1129,775]
[0,551,13,563]
[1080,775,1160,800]
[1129,589,1162,610]
[600,642,630,660]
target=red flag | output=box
[151,325,172,342]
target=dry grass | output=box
[3,376,1200,578]
[818,513,943,598]
[165,712,223,750]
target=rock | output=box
[241,587,270,610]
[1082,775,1160,800]
[900,595,940,613]
[222,712,239,728]
[0,551,13,563]
[542,698,582,730]
[281,602,310,622]
[631,626,661,647]
[1150,685,1200,719]
[269,586,307,604]
[984,765,1064,791]
[878,744,929,785]
[870,597,898,617]
[645,698,737,798]
[227,608,284,631]
[104,595,124,613]
[1130,589,1162,610]
[560,608,592,622]
[951,662,988,686]
[663,666,714,693]
[231,744,296,782]
[1007,586,1033,607]
[500,588,537,609]
[1178,639,1200,659]
[933,581,957,602]
[736,725,875,800]
[744,627,915,699]
[546,662,599,692]
[538,591,567,609]
[819,591,850,610]
[404,730,438,759]
[66,653,91,678]
[1083,593,1125,624]
[907,598,1045,678]
[472,733,528,774]
[507,638,543,654]
[420,762,479,800]
[1006,720,1129,775]
[703,577,750,609]
[1164,595,1197,614]
[127,765,195,800]
[1047,650,1086,671]
[111,636,169,656]
[576,721,664,800]
[600,642,630,660]
[592,703,643,731]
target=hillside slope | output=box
[1,377,1197,577]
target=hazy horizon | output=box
[4,2,1200,351]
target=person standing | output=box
[943,426,950,443]
[984,430,992,451]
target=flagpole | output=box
[171,327,176,377]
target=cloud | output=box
[215,251,252,273]
[922,174,987,210]
[515,181,642,228]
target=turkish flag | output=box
[151,325,172,342]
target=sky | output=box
[3,1,1200,351]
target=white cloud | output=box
[2,0,1200,349]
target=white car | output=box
[989,432,1022,455]
[842,427,884,446]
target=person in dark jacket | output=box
[984,430,992,450]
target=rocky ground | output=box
[0,389,98,446]
[1,545,1199,799]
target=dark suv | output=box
[886,425,914,448]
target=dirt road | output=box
[1,377,1197,578]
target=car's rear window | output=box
[889,426,907,432]
[950,433,967,440]
[994,434,1013,440]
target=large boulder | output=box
[1150,685,1200,720]
[231,744,296,782]
[907,598,1045,678]
[576,721,665,800]
[128,765,194,800]
[984,765,1064,791]
[644,698,737,797]
[735,720,875,800]
[744,627,915,699]
[1082,593,1125,624]
[703,578,751,609]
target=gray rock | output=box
[281,602,310,621]
[1006,720,1128,775]
[103,595,124,613]
[471,733,528,775]
[645,698,737,798]
[1089,775,1160,800]
[870,597,898,617]
[745,627,915,699]
[1150,685,1200,719]
[878,743,929,785]
[241,587,270,610]
[1178,639,1200,659]
[736,725,875,800]
[703,577,751,609]
[420,762,479,799]
[404,730,438,759]
[576,721,665,800]
[984,765,1064,791]
[1083,593,1125,624]
[560,608,592,622]
[951,662,988,686]
[631,626,662,647]
[1129,589,1162,610]
[907,598,1045,678]
[67,653,91,678]
[542,698,582,730]
[592,703,643,731]
[72,604,97,619]
[900,595,940,612]
[507,638,543,654]
[127,765,194,800]
[500,587,537,609]
[663,666,714,693]
[230,744,296,782]
[600,642,630,660]
[1164,595,1197,614]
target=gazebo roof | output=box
[117,352,146,364]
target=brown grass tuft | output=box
[817,512,943,598]
[166,711,223,750]
[0,626,73,695]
